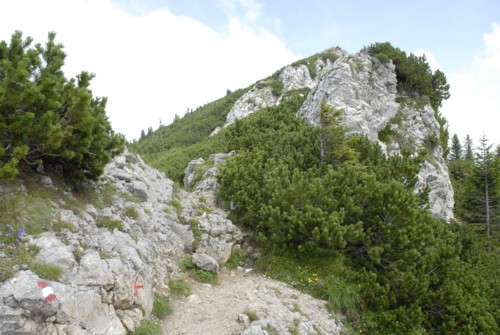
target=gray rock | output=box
[72,250,114,288]
[225,87,278,126]
[40,176,53,186]
[33,234,77,273]
[192,253,219,272]
[240,323,268,335]
[183,158,205,187]
[132,180,148,201]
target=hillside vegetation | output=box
[217,95,499,334]
[2,29,499,334]
[132,42,499,334]
[129,89,247,182]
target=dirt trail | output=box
[162,268,342,335]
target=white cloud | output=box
[0,0,297,140]
[441,23,500,147]
[240,0,263,22]
[413,49,440,72]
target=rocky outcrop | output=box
[223,51,341,127]
[0,150,192,334]
[0,149,255,334]
[221,49,454,220]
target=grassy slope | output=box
[129,88,247,183]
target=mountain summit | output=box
[208,46,453,220]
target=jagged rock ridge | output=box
[222,48,454,220]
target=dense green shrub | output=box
[0,31,124,181]
[364,42,450,111]
[218,97,498,333]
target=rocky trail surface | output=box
[163,268,341,335]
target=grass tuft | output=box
[169,278,191,296]
[96,217,124,231]
[152,292,173,319]
[29,262,63,281]
[130,319,162,335]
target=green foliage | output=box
[167,199,183,216]
[244,310,259,322]
[257,252,361,320]
[192,268,218,284]
[168,278,191,296]
[319,101,357,168]
[129,88,247,182]
[152,293,172,320]
[364,42,450,112]
[124,206,140,220]
[291,49,340,79]
[187,219,201,238]
[0,244,39,281]
[0,190,53,236]
[218,98,498,333]
[255,78,284,97]
[130,319,162,335]
[224,249,247,269]
[450,135,500,237]
[180,255,194,271]
[0,31,124,182]
[96,217,124,231]
[449,133,463,160]
[29,262,63,281]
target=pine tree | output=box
[0,31,124,181]
[464,134,474,161]
[476,135,495,236]
[449,133,462,160]
[319,100,357,168]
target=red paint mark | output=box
[38,280,57,303]
[134,276,144,297]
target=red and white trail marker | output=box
[38,280,57,303]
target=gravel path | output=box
[162,268,342,335]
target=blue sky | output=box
[1,0,499,146]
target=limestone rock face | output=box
[0,149,190,334]
[222,49,454,220]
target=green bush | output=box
[364,42,450,111]
[218,94,497,333]
[0,31,124,181]
[193,268,218,284]
[152,293,172,320]
[373,53,390,63]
